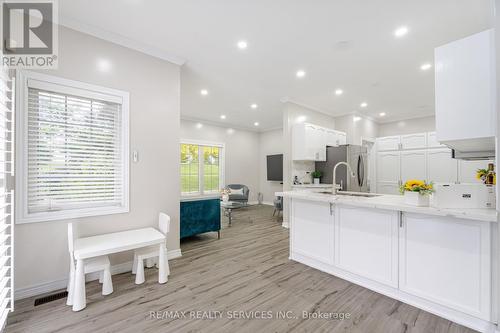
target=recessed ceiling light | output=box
[220,115,226,119]
[379,112,386,117]
[296,115,307,123]
[250,103,258,109]
[335,89,343,95]
[360,102,368,108]
[394,26,409,38]
[196,123,203,129]
[353,116,361,122]
[200,89,208,96]
[254,122,259,126]
[420,63,432,71]
[237,40,248,49]
[296,70,306,78]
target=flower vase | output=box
[313,178,320,185]
[404,191,430,207]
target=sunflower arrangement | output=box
[476,168,496,185]
[399,179,434,195]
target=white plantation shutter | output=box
[0,66,14,329]
[17,72,129,223]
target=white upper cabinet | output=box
[427,148,458,183]
[325,128,338,147]
[400,150,427,182]
[336,131,347,145]
[376,136,401,151]
[292,123,345,161]
[435,29,496,153]
[427,132,446,148]
[400,133,426,150]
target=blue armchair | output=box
[226,184,249,203]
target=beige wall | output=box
[378,116,435,137]
[180,120,260,202]
[14,27,181,293]
[259,129,284,204]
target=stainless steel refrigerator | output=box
[315,145,368,192]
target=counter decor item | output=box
[311,170,322,185]
[476,163,496,185]
[220,188,231,202]
[400,179,434,207]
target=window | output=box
[16,71,129,223]
[180,141,224,196]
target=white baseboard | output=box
[15,249,182,300]
[262,201,275,206]
[282,222,289,228]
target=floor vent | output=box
[34,291,68,306]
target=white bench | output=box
[71,227,167,311]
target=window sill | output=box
[15,205,130,224]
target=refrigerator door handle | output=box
[357,155,364,187]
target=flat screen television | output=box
[267,154,283,181]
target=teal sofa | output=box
[180,198,221,239]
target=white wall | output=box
[334,114,378,145]
[180,120,260,202]
[378,116,436,137]
[15,27,181,294]
[259,129,283,205]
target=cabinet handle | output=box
[399,212,403,227]
[329,203,334,215]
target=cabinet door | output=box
[400,133,426,150]
[336,131,347,145]
[377,152,400,182]
[400,213,491,320]
[458,160,494,184]
[315,127,327,161]
[427,132,446,148]
[427,148,458,183]
[290,199,334,265]
[335,206,399,287]
[377,136,400,151]
[435,30,495,146]
[325,129,338,147]
[400,150,426,182]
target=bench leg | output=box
[135,258,145,284]
[72,259,86,311]
[158,243,168,284]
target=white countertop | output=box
[277,190,498,223]
[292,184,332,188]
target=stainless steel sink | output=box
[318,191,381,198]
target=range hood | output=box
[451,149,495,161]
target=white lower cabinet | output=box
[399,213,491,321]
[290,199,334,265]
[289,199,494,329]
[335,206,399,287]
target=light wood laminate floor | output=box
[6,205,477,333]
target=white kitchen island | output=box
[278,190,498,333]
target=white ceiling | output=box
[59,0,493,131]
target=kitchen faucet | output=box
[332,162,356,194]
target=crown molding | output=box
[59,16,186,66]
